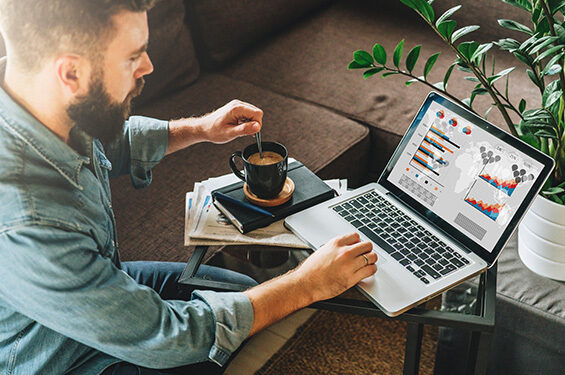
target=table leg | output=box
[403,322,424,375]
[465,330,492,375]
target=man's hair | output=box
[0,0,156,72]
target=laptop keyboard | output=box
[332,190,470,285]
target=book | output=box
[211,161,336,234]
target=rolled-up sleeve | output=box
[104,116,169,188]
[0,225,254,368]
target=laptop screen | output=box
[380,92,554,264]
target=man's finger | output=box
[335,232,361,246]
[229,121,261,137]
[355,264,378,281]
[349,240,373,256]
[233,103,264,123]
[355,250,378,271]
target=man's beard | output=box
[67,74,145,144]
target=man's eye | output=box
[130,56,141,62]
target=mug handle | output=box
[229,151,246,182]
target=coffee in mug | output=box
[248,151,283,166]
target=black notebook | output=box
[211,161,336,233]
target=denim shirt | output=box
[0,58,253,375]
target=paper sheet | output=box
[184,160,347,248]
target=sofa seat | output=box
[112,73,370,262]
[489,235,565,374]
[221,0,541,176]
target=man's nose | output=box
[135,52,154,79]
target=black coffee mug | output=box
[229,142,288,199]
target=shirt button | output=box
[111,240,115,247]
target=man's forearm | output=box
[166,117,207,156]
[243,269,314,337]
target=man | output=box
[0,1,378,374]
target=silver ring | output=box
[362,254,369,266]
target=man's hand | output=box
[244,232,377,336]
[295,232,378,302]
[166,100,263,155]
[200,99,263,144]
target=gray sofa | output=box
[1,0,563,373]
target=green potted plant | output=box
[349,0,565,279]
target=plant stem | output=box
[419,15,520,137]
[378,66,474,111]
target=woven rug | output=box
[255,310,438,375]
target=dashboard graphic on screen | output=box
[387,101,543,252]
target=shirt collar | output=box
[0,57,91,190]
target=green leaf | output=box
[353,50,374,66]
[485,105,495,118]
[502,0,532,12]
[400,0,435,23]
[393,40,405,68]
[438,20,457,40]
[528,36,559,55]
[433,82,445,90]
[363,67,384,79]
[519,132,541,149]
[543,64,562,76]
[487,67,515,84]
[458,41,479,60]
[348,61,367,69]
[519,34,540,52]
[372,43,387,65]
[423,52,440,79]
[435,5,462,26]
[543,52,565,74]
[534,45,565,63]
[497,38,521,52]
[406,76,424,86]
[472,87,489,96]
[443,63,456,90]
[464,76,480,82]
[519,98,527,113]
[405,45,422,73]
[534,17,549,35]
[451,25,480,42]
[471,42,493,62]
[382,72,400,77]
[534,129,558,139]
[544,90,563,108]
[543,187,565,195]
[498,19,533,35]
[513,51,532,65]
[527,69,541,88]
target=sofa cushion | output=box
[111,73,370,262]
[185,0,332,66]
[221,0,540,175]
[133,0,200,106]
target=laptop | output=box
[285,92,555,317]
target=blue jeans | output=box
[101,261,258,375]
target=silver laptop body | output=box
[285,92,555,317]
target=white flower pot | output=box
[518,194,565,281]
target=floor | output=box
[225,308,316,375]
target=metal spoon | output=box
[255,131,264,158]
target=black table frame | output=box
[178,246,496,375]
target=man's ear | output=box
[54,55,90,97]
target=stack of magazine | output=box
[185,159,347,248]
